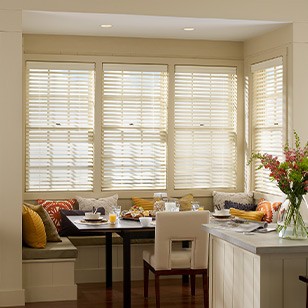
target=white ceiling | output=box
[22,11,288,41]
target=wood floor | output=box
[18,278,208,308]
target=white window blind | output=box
[102,64,168,190]
[251,57,283,194]
[174,66,238,189]
[25,62,95,191]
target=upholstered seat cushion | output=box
[22,237,77,260]
[143,248,192,269]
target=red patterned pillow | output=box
[37,199,76,231]
[256,198,282,223]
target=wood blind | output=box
[102,64,168,190]
[25,62,95,191]
[174,65,238,189]
[251,57,283,194]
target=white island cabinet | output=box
[202,224,308,308]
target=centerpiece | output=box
[249,132,308,239]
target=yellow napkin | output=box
[229,208,264,222]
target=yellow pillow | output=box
[178,194,194,211]
[132,197,154,211]
[22,205,46,248]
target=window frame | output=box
[245,49,288,198]
[23,54,244,200]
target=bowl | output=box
[85,212,101,220]
[139,217,152,227]
[215,209,230,215]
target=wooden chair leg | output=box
[202,272,208,308]
[190,274,196,296]
[155,273,160,308]
[143,261,149,299]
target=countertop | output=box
[202,223,308,254]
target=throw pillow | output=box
[24,202,61,242]
[132,197,153,210]
[256,198,282,223]
[77,195,118,215]
[22,205,46,248]
[212,191,254,210]
[59,208,106,236]
[224,200,257,212]
[168,194,194,211]
[37,199,76,232]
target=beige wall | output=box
[22,0,308,22]
[23,34,243,59]
[0,4,24,308]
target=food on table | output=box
[121,208,156,219]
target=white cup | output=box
[139,217,152,227]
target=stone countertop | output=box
[202,223,308,254]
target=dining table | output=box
[67,215,155,308]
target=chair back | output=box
[154,211,210,270]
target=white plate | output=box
[83,216,104,221]
[76,219,108,225]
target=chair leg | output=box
[202,272,208,308]
[190,274,196,296]
[143,261,149,299]
[155,273,160,308]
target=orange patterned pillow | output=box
[256,199,282,223]
[37,199,76,231]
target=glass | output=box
[112,205,122,219]
[191,201,200,211]
[165,202,176,212]
[109,212,117,224]
[277,197,308,239]
[174,201,180,212]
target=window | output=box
[174,66,238,189]
[251,57,283,194]
[25,62,95,191]
[102,64,168,190]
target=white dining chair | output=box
[143,210,210,308]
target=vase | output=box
[277,196,308,239]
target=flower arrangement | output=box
[249,131,308,239]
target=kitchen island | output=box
[202,224,308,308]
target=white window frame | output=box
[23,54,244,200]
[246,50,288,198]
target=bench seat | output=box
[22,237,77,303]
[22,237,78,260]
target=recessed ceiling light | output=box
[100,24,113,28]
[184,27,195,31]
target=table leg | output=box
[106,233,112,288]
[123,232,131,308]
[182,240,189,283]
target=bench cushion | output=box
[22,237,78,260]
